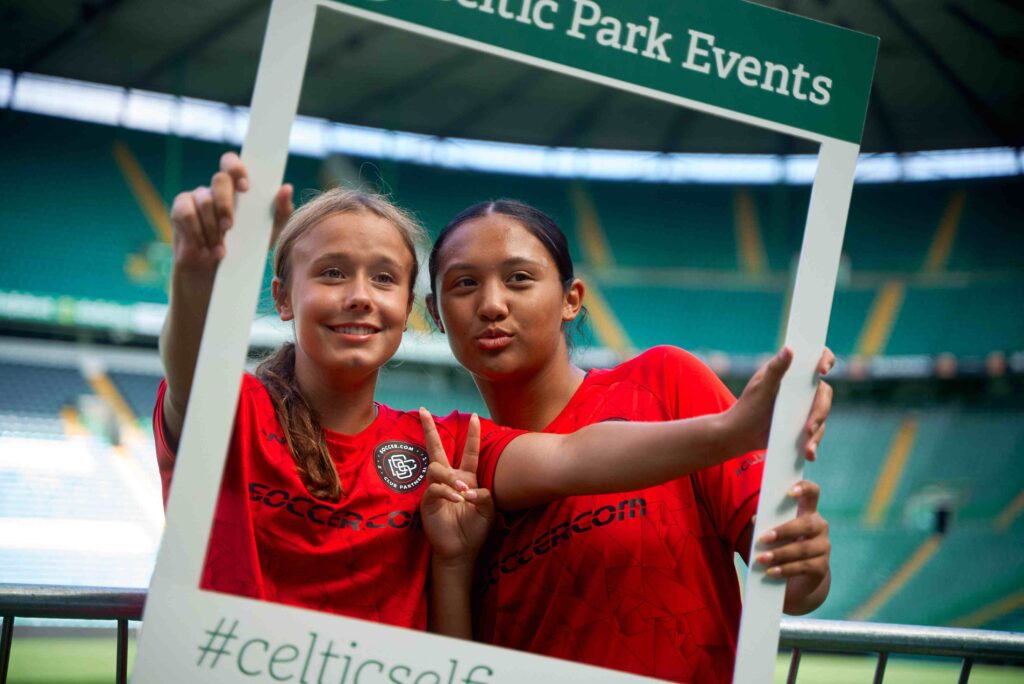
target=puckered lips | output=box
[476,326,514,351]
[326,321,382,343]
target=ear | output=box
[272,277,293,322]
[562,278,585,323]
[425,293,445,333]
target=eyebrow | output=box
[442,257,547,273]
[311,252,404,270]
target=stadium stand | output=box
[889,408,1024,521]
[874,525,1024,627]
[4,110,1023,360]
[887,283,1024,356]
[601,284,783,355]
[843,184,950,273]
[0,361,92,436]
[586,183,738,270]
[107,370,162,425]
[2,110,1023,637]
[812,524,932,621]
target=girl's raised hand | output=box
[169,152,293,272]
[725,346,835,461]
[725,347,793,455]
[418,408,496,566]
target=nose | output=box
[343,277,372,312]
[478,280,509,322]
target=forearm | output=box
[158,264,217,443]
[561,414,736,492]
[427,558,476,639]
[497,412,739,510]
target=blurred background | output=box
[0,0,1021,681]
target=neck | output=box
[475,344,585,432]
[294,352,379,435]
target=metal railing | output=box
[0,585,145,684]
[780,617,1024,684]
[1,584,1023,683]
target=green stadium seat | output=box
[887,284,1024,356]
[948,180,1024,271]
[601,283,783,354]
[587,183,737,270]
[876,525,1024,628]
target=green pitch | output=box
[4,637,1023,683]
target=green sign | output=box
[337,0,878,143]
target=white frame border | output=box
[133,2,864,682]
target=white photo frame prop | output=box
[133,1,878,682]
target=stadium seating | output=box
[587,183,738,270]
[1,343,1022,626]
[0,361,92,419]
[889,408,1024,521]
[2,110,1024,631]
[600,283,783,355]
[948,180,1024,272]
[108,370,162,424]
[0,115,163,305]
[886,283,1024,356]
[842,184,949,272]
[874,524,1024,627]
[811,523,932,621]
[2,111,1024,358]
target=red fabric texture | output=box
[475,346,764,683]
[153,373,522,630]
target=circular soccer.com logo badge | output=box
[374,441,429,492]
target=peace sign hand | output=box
[418,408,496,566]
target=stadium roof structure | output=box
[1,0,1021,154]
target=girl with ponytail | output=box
[156,153,496,635]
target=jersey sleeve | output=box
[152,374,258,508]
[463,415,527,494]
[656,346,763,552]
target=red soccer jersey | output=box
[475,346,764,683]
[154,373,523,630]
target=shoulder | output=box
[391,406,461,444]
[605,345,713,385]
[239,372,278,411]
[241,372,267,396]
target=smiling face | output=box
[431,213,582,383]
[275,211,415,379]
